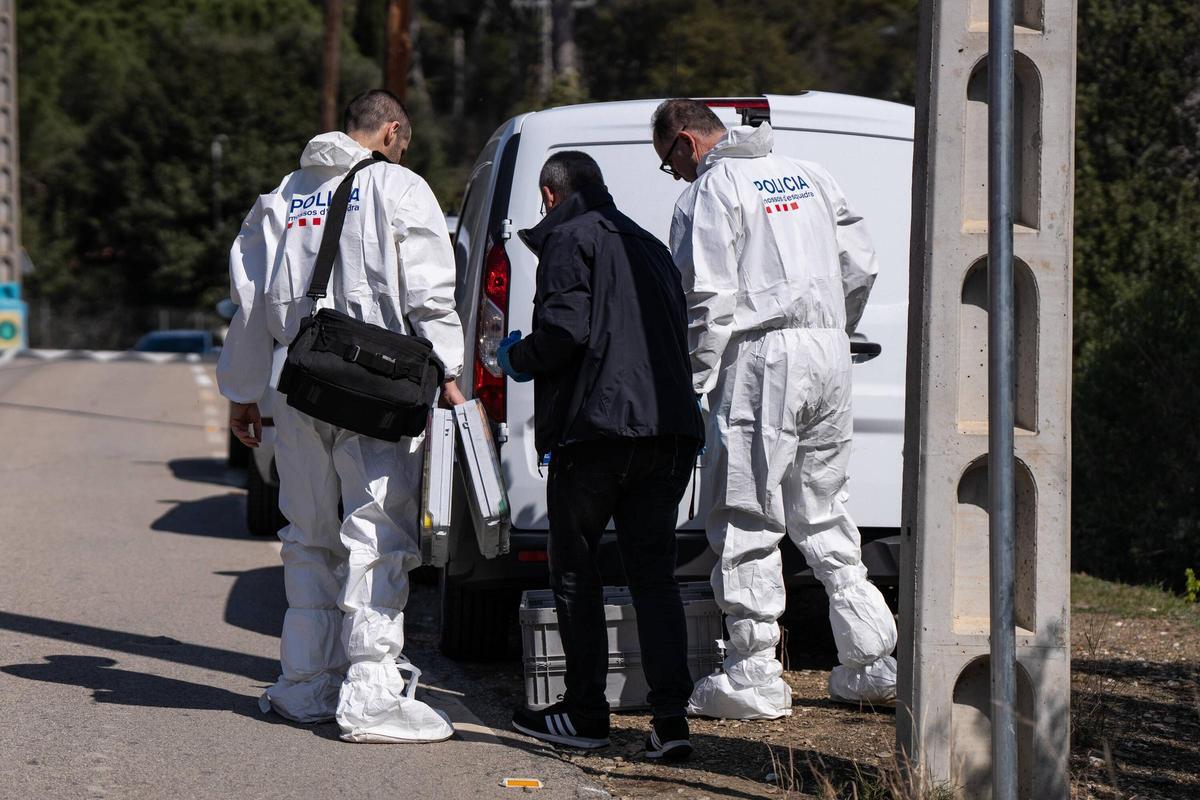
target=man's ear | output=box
[541,185,556,210]
[680,130,701,163]
[382,121,399,149]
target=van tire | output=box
[246,460,285,537]
[439,570,515,661]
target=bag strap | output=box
[306,151,391,302]
[342,342,418,380]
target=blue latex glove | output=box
[496,330,533,382]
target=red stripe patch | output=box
[287,222,293,229]
[765,205,773,213]
[313,217,322,226]
[791,202,799,210]
[298,218,307,227]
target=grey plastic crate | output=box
[520,582,723,710]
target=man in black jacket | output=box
[497,152,703,760]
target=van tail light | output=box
[473,239,510,422]
[701,98,769,109]
[700,97,770,126]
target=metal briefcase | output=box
[420,407,456,567]
[453,399,511,559]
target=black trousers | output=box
[546,435,700,721]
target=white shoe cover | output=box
[258,672,341,723]
[723,650,784,687]
[336,660,454,743]
[827,572,898,667]
[829,656,897,706]
[687,670,793,720]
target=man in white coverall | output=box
[651,98,897,719]
[218,89,466,742]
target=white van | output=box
[441,93,913,660]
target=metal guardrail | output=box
[0,348,219,366]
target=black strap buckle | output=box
[344,344,407,379]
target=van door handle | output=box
[850,340,882,363]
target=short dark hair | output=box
[651,98,725,144]
[539,151,604,198]
[343,89,412,141]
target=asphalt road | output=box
[0,356,598,800]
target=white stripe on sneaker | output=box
[562,715,577,736]
[547,714,561,737]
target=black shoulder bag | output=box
[276,153,445,441]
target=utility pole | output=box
[987,0,1018,795]
[320,0,342,131]
[551,0,579,82]
[0,0,26,351]
[210,134,228,230]
[514,0,594,102]
[384,0,411,103]
[898,0,1078,796]
[451,27,465,121]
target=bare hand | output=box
[230,401,262,447]
[440,379,467,408]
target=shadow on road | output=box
[217,566,286,638]
[151,494,249,538]
[1,655,265,718]
[0,611,276,682]
[137,457,247,489]
[0,654,341,736]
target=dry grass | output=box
[765,744,955,800]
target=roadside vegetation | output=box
[549,573,1198,798]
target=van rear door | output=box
[499,102,746,532]
[500,97,912,533]
[765,93,913,529]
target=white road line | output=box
[196,364,224,446]
[2,348,219,365]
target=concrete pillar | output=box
[898,1,1076,797]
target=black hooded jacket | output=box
[507,184,704,457]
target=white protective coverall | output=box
[670,123,897,718]
[217,132,464,742]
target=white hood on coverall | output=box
[218,131,463,402]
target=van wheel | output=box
[439,570,516,661]
[246,460,285,537]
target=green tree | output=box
[1071,0,1200,589]
[19,0,376,331]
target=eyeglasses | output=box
[658,127,688,178]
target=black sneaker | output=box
[512,701,610,749]
[645,716,692,761]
